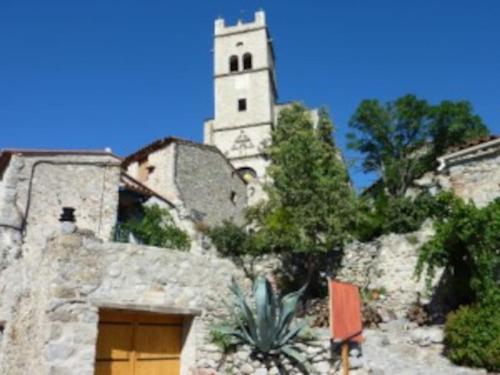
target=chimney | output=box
[59,207,76,234]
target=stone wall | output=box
[0,153,121,250]
[413,141,500,208]
[442,149,500,207]
[0,229,248,375]
[125,140,247,227]
[175,142,247,226]
[336,222,437,318]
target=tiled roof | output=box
[445,135,499,154]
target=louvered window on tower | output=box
[243,53,253,70]
[229,55,239,72]
[238,99,247,111]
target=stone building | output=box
[415,135,500,207]
[0,147,248,375]
[122,137,247,226]
[203,10,318,204]
[0,149,122,250]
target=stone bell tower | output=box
[204,10,277,203]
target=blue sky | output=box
[1,1,499,189]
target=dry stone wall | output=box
[336,221,436,319]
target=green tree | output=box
[429,100,489,158]
[249,103,356,294]
[348,95,431,198]
[348,95,489,198]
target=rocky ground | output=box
[197,319,491,375]
[348,319,488,375]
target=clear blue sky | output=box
[1,1,499,189]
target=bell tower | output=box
[204,10,277,200]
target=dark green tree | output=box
[348,94,431,198]
[249,103,357,294]
[429,100,489,158]
[348,95,489,198]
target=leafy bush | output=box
[416,197,500,305]
[444,302,500,371]
[209,324,236,354]
[120,204,190,251]
[354,191,450,242]
[206,220,259,258]
[215,277,312,372]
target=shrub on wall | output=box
[416,196,500,304]
[120,204,190,251]
[206,220,259,258]
[444,302,500,371]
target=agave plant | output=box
[220,276,311,369]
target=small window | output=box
[230,191,237,204]
[238,99,247,112]
[229,55,239,72]
[243,53,253,70]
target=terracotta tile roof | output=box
[445,135,499,154]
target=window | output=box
[243,53,253,70]
[238,99,247,112]
[230,191,237,204]
[229,55,239,72]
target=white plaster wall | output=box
[211,124,271,159]
[214,70,274,128]
[214,16,268,77]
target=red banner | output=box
[329,280,363,343]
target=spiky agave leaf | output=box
[254,276,277,352]
[277,321,307,348]
[225,277,312,372]
[229,278,258,342]
[281,345,315,374]
[276,283,307,342]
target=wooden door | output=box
[95,310,183,375]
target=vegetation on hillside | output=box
[415,196,500,371]
[416,196,500,306]
[210,103,356,295]
[348,94,489,241]
[208,96,496,371]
